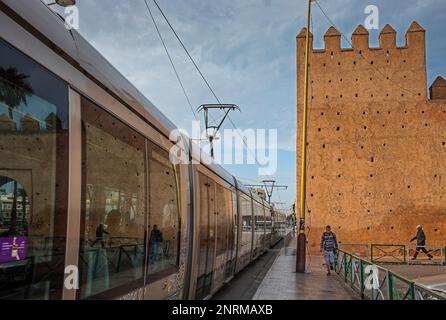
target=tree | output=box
[0,67,33,235]
[0,66,33,120]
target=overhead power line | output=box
[246,180,288,204]
[152,0,222,106]
[143,0,198,121]
[151,0,264,168]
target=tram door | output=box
[195,174,216,299]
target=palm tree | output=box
[0,66,33,119]
[0,67,33,235]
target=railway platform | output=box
[253,239,358,300]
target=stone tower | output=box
[296,22,446,252]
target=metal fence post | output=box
[360,260,365,300]
[403,245,407,264]
[444,246,446,266]
[117,246,123,272]
[344,254,348,282]
[409,282,415,300]
[335,251,339,272]
[387,271,394,300]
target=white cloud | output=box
[46,0,446,205]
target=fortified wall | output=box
[296,22,446,252]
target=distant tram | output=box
[0,1,292,299]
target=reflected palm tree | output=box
[0,67,33,119]
[0,67,33,236]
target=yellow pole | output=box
[296,0,312,273]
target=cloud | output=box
[46,0,446,205]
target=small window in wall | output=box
[79,97,146,299]
[0,39,69,300]
[147,143,180,277]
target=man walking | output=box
[410,225,433,260]
[149,224,164,265]
[91,223,109,248]
[320,225,338,275]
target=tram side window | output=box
[0,39,69,299]
[253,203,263,251]
[147,143,180,276]
[79,97,146,299]
[216,185,228,256]
[254,204,262,230]
[265,209,272,232]
[240,194,252,255]
[241,196,252,232]
[231,191,238,254]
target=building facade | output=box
[296,22,446,252]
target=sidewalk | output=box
[253,239,358,300]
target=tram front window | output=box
[0,39,69,299]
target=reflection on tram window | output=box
[232,191,238,254]
[238,194,252,267]
[147,144,180,276]
[195,173,213,299]
[241,197,252,232]
[80,98,146,299]
[0,178,30,236]
[265,213,273,231]
[254,204,264,230]
[0,39,69,299]
[216,186,229,257]
[253,203,264,257]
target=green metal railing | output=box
[335,249,445,300]
[370,244,406,264]
[370,244,445,265]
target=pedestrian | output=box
[320,225,338,275]
[149,224,164,264]
[410,225,433,260]
[91,223,109,248]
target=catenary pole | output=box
[296,0,313,273]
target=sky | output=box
[46,0,446,210]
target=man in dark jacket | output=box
[320,225,338,275]
[149,225,164,264]
[410,225,433,260]
[92,223,109,248]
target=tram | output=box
[0,0,291,300]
